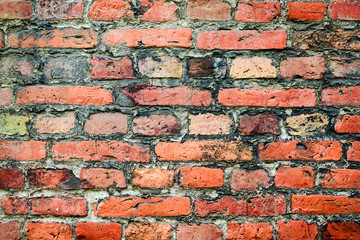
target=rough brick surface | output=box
[231,169,270,191]
[187,0,231,21]
[320,169,360,189]
[125,223,172,240]
[189,113,232,135]
[330,58,360,79]
[227,222,273,240]
[177,166,224,188]
[37,0,83,20]
[177,223,223,240]
[28,169,80,189]
[0,1,32,19]
[76,222,122,240]
[133,114,180,136]
[0,141,47,161]
[278,220,318,240]
[84,113,128,135]
[287,2,327,21]
[329,1,360,20]
[238,114,280,135]
[90,56,133,79]
[0,88,12,106]
[280,56,325,79]
[35,113,75,134]
[286,113,329,136]
[138,56,182,78]
[88,0,133,21]
[0,169,24,188]
[322,222,360,240]
[141,1,177,22]
[26,222,72,240]
[335,115,360,133]
[230,57,277,79]
[132,168,174,188]
[80,168,126,189]
[275,166,314,188]
[235,2,280,22]
[0,221,21,240]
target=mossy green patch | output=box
[0,113,29,135]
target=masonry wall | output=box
[0,0,360,239]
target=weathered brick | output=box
[322,222,360,240]
[0,141,47,161]
[347,141,360,162]
[138,56,182,78]
[287,2,327,21]
[219,88,317,107]
[292,195,360,214]
[230,56,277,79]
[76,222,122,240]
[43,56,88,80]
[292,29,360,50]
[37,0,83,20]
[322,86,360,106]
[195,197,247,217]
[0,114,28,136]
[189,113,232,135]
[132,168,174,188]
[89,56,133,80]
[155,141,252,162]
[187,0,231,21]
[231,169,270,191]
[0,221,21,240]
[330,58,360,79]
[329,0,360,20]
[278,221,318,240]
[280,56,325,79]
[247,195,286,217]
[238,114,280,135]
[197,30,287,50]
[95,196,191,217]
[52,141,150,162]
[84,113,128,135]
[187,57,226,78]
[141,1,177,22]
[0,31,3,49]
[26,222,72,240]
[286,113,329,136]
[320,169,360,189]
[133,114,180,136]
[0,168,24,188]
[235,1,280,22]
[103,28,192,48]
[28,169,80,189]
[335,115,360,133]
[0,88,12,106]
[125,223,172,240]
[0,0,32,19]
[35,113,75,134]
[177,223,222,240]
[88,0,133,21]
[122,86,211,106]
[177,167,224,188]
[0,56,39,84]
[275,166,314,188]
[259,141,343,161]
[227,222,273,240]
[17,86,113,105]
[80,168,126,189]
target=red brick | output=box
[247,195,286,217]
[187,0,231,21]
[348,141,360,162]
[320,169,360,189]
[189,113,232,135]
[122,86,211,106]
[0,196,87,216]
[80,168,126,189]
[195,197,247,217]
[0,169,24,188]
[322,222,360,240]
[278,221,318,240]
[0,88,12,106]
[90,56,133,80]
[329,0,360,20]
[84,113,128,135]
[125,223,172,240]
[141,1,177,22]
[0,141,46,161]
[227,222,273,240]
[26,222,72,240]
[259,141,343,161]
[88,0,133,21]
[28,169,80,189]
[0,1,32,19]
[219,88,317,107]
[330,58,360,79]
[76,222,122,240]
[275,166,314,188]
[133,114,180,136]
[103,28,192,48]
[197,30,287,50]
[95,196,191,217]
[17,86,113,105]
[0,221,20,240]
[0,32,3,49]
[9,28,97,48]
[35,113,75,134]
[239,114,280,135]
[322,86,360,106]
[177,223,222,240]
[335,115,360,133]
[280,56,325,79]
[231,169,270,191]
[155,141,252,162]
[287,2,327,21]
[132,168,174,188]
[37,0,83,20]
[235,1,280,22]
[177,167,224,188]
[52,141,150,162]
[292,195,360,214]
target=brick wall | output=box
[0,0,359,239]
